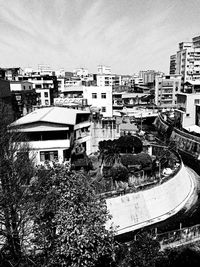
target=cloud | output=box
[0,0,200,73]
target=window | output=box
[40,151,58,162]
[102,106,106,112]
[92,93,97,99]
[23,86,26,90]
[101,93,106,99]
[44,92,48,98]
[45,100,49,105]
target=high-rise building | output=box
[173,36,200,86]
[169,55,176,75]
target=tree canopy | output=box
[0,102,35,265]
[31,165,116,267]
[99,135,143,156]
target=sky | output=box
[0,0,200,75]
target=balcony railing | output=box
[20,139,70,149]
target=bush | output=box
[121,152,152,170]
[110,162,129,182]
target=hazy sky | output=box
[0,0,200,74]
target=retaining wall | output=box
[106,163,194,235]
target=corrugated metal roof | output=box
[11,107,90,127]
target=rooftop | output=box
[10,106,90,127]
[184,80,200,86]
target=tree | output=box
[159,246,200,267]
[121,152,152,170]
[115,232,163,267]
[117,136,143,154]
[110,160,129,183]
[0,103,35,265]
[31,165,116,267]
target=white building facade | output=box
[97,65,111,75]
[10,81,33,91]
[174,36,200,85]
[155,75,181,107]
[10,107,91,165]
[176,92,200,128]
[83,86,113,117]
[96,74,121,87]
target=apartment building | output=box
[9,107,91,165]
[176,92,200,129]
[17,74,58,106]
[155,75,181,107]
[139,70,164,86]
[133,74,144,85]
[83,86,113,117]
[173,36,200,86]
[56,85,113,117]
[96,74,121,87]
[10,81,37,117]
[169,54,176,75]
[37,64,55,76]
[3,67,23,81]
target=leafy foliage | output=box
[121,152,152,171]
[110,162,129,182]
[117,135,143,154]
[31,165,115,267]
[0,103,35,264]
[115,232,162,267]
[99,135,143,156]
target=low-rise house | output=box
[9,107,91,165]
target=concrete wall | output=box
[90,121,120,153]
[106,164,194,235]
[83,86,113,117]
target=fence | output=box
[156,224,200,250]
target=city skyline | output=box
[0,0,200,74]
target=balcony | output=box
[162,91,173,94]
